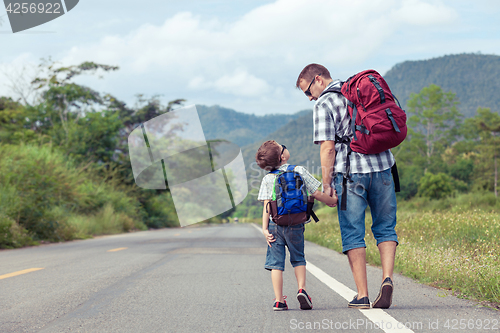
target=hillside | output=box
[384,53,500,117]
[201,53,500,177]
[241,111,321,174]
[196,105,309,147]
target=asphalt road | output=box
[0,223,498,333]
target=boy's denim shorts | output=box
[333,168,399,254]
[264,220,306,271]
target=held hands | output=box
[327,189,338,207]
[262,229,275,247]
[323,184,338,207]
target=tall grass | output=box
[0,143,147,248]
[303,194,500,308]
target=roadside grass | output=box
[302,203,500,308]
[0,143,147,249]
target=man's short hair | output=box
[296,63,332,88]
[256,140,281,171]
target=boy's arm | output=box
[311,189,338,207]
[262,200,275,246]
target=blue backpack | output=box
[267,165,319,226]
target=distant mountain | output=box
[242,111,321,174]
[384,53,500,118]
[199,53,500,181]
[197,105,309,147]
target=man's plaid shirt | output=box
[257,164,321,201]
[313,80,395,178]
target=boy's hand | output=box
[327,190,338,207]
[262,229,275,247]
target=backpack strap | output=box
[368,75,386,104]
[310,210,319,223]
[391,162,401,193]
[319,86,342,98]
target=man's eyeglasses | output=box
[304,75,320,97]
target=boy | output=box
[256,140,337,311]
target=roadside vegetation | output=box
[303,195,500,309]
[0,60,229,249]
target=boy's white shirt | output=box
[257,163,321,202]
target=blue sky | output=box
[1,0,499,115]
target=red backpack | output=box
[319,70,406,210]
[320,69,407,154]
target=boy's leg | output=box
[265,221,286,304]
[294,265,306,290]
[285,224,313,309]
[271,269,285,303]
[295,265,313,310]
[283,224,306,289]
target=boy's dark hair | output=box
[296,63,332,88]
[256,140,281,171]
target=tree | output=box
[406,84,462,172]
[418,172,453,199]
[0,97,36,144]
[467,108,500,196]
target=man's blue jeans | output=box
[333,168,398,254]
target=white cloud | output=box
[61,0,458,72]
[2,0,461,111]
[213,69,270,97]
[392,0,458,26]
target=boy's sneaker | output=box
[297,289,313,310]
[273,296,288,311]
[348,295,370,309]
[372,277,393,309]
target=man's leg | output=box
[347,247,368,298]
[378,241,397,282]
[368,169,398,308]
[368,169,398,282]
[334,173,370,302]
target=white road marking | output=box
[251,223,414,333]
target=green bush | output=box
[0,214,36,249]
[67,204,146,237]
[143,192,179,228]
[0,143,145,241]
[418,172,453,199]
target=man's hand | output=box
[323,183,333,197]
[262,229,275,247]
[326,189,338,207]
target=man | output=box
[296,63,398,309]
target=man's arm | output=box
[320,140,336,196]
